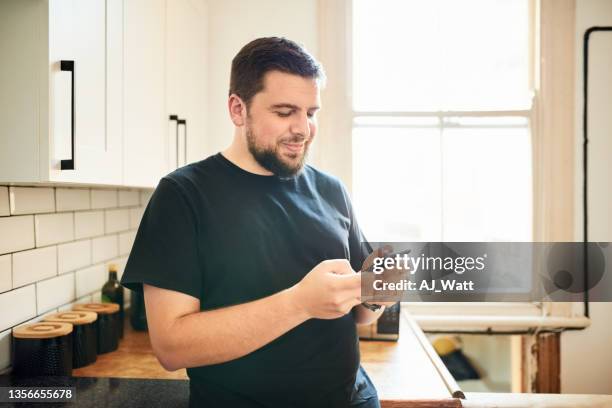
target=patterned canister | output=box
[12,322,73,376]
[44,311,98,368]
[73,303,120,354]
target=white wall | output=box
[563,304,612,394]
[563,0,612,395]
[204,0,319,157]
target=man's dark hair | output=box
[229,37,325,107]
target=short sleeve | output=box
[120,177,202,300]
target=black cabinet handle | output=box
[60,60,75,170]
[169,115,179,168]
[178,119,187,165]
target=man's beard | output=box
[246,126,309,178]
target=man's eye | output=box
[276,111,292,117]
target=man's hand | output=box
[360,245,403,306]
[291,259,362,319]
[353,247,398,324]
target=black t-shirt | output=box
[121,153,376,407]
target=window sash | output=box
[316,0,580,326]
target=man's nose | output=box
[290,112,311,139]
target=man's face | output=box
[244,71,320,177]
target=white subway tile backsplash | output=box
[9,187,55,215]
[35,213,74,247]
[0,329,11,371]
[105,209,130,233]
[74,210,104,239]
[92,236,118,264]
[119,190,139,207]
[77,294,92,303]
[129,207,145,229]
[0,187,9,216]
[36,273,75,314]
[58,294,93,312]
[0,285,36,332]
[140,190,154,206]
[75,264,106,298]
[56,188,90,212]
[57,303,74,312]
[12,246,57,288]
[0,215,35,255]
[58,240,91,274]
[40,310,62,321]
[16,313,53,328]
[91,189,118,209]
[92,291,102,303]
[0,184,147,364]
[0,255,10,293]
[118,231,136,256]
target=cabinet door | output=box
[166,0,207,169]
[47,0,122,184]
[0,0,41,182]
[123,0,167,188]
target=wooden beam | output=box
[534,332,561,393]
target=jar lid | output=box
[73,302,120,315]
[44,311,97,325]
[13,322,73,339]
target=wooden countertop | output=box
[360,317,456,401]
[73,314,462,407]
[73,318,187,380]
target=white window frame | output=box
[314,0,587,332]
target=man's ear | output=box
[228,94,246,126]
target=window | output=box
[316,0,583,331]
[351,0,533,243]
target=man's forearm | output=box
[159,287,308,370]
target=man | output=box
[121,37,391,407]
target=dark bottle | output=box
[102,264,124,339]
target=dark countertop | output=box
[0,375,189,407]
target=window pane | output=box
[352,0,531,111]
[441,127,532,241]
[353,127,442,241]
[352,122,532,242]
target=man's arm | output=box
[144,284,306,370]
[144,259,362,371]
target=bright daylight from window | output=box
[352,0,533,242]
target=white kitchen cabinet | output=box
[1,0,207,188]
[0,0,122,185]
[124,0,207,187]
[165,0,207,172]
[122,0,167,188]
